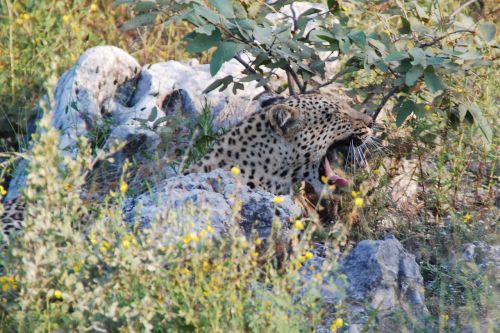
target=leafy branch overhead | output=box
[119,0,497,142]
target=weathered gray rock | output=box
[313,236,428,332]
[123,169,301,240]
[462,241,500,288]
[6,46,265,200]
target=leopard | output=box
[187,93,374,196]
[1,94,374,238]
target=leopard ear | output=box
[269,104,303,138]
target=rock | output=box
[123,169,301,240]
[6,47,265,200]
[462,241,500,288]
[313,236,428,332]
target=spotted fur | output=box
[188,94,374,195]
[1,94,374,237]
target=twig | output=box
[372,85,400,121]
[419,29,474,47]
[284,66,304,93]
[290,3,298,33]
[449,0,477,20]
[312,66,357,91]
[286,71,296,96]
[233,54,272,92]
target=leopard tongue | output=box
[323,157,349,187]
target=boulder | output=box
[6,46,265,200]
[314,236,428,332]
[123,169,301,240]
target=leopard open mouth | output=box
[318,155,349,188]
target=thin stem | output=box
[284,66,304,94]
[419,29,474,48]
[449,0,477,20]
[286,71,296,96]
[233,54,272,92]
[5,0,15,102]
[312,66,357,91]
[372,85,400,121]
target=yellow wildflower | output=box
[255,238,262,246]
[351,190,359,198]
[122,240,131,249]
[321,175,328,184]
[206,225,214,234]
[54,290,62,300]
[183,234,192,244]
[443,314,449,321]
[203,261,210,272]
[199,229,208,238]
[0,185,7,196]
[335,318,344,327]
[20,13,30,21]
[62,14,71,24]
[100,241,110,253]
[354,197,364,208]
[90,3,98,12]
[294,220,304,231]
[463,213,472,223]
[109,190,117,198]
[2,284,10,292]
[299,255,307,263]
[70,22,80,33]
[231,166,240,176]
[456,87,464,93]
[295,261,302,270]
[424,104,431,111]
[305,251,314,260]
[250,251,259,258]
[273,196,284,204]
[120,180,128,194]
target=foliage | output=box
[122,0,497,142]
[0,110,332,332]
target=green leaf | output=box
[327,0,340,13]
[120,12,157,31]
[196,24,216,35]
[134,1,156,13]
[424,67,444,93]
[208,0,235,18]
[232,82,244,94]
[148,106,158,122]
[467,103,493,144]
[210,42,244,76]
[405,65,423,87]
[186,30,221,53]
[203,75,233,94]
[347,31,366,48]
[414,103,426,118]
[478,22,496,42]
[395,100,415,127]
[409,47,426,66]
[384,52,408,62]
[399,16,411,34]
[194,5,221,24]
[253,26,273,45]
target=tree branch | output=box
[419,29,474,48]
[311,66,357,92]
[372,85,400,121]
[449,0,478,20]
[286,71,296,96]
[233,54,272,92]
[284,66,304,94]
